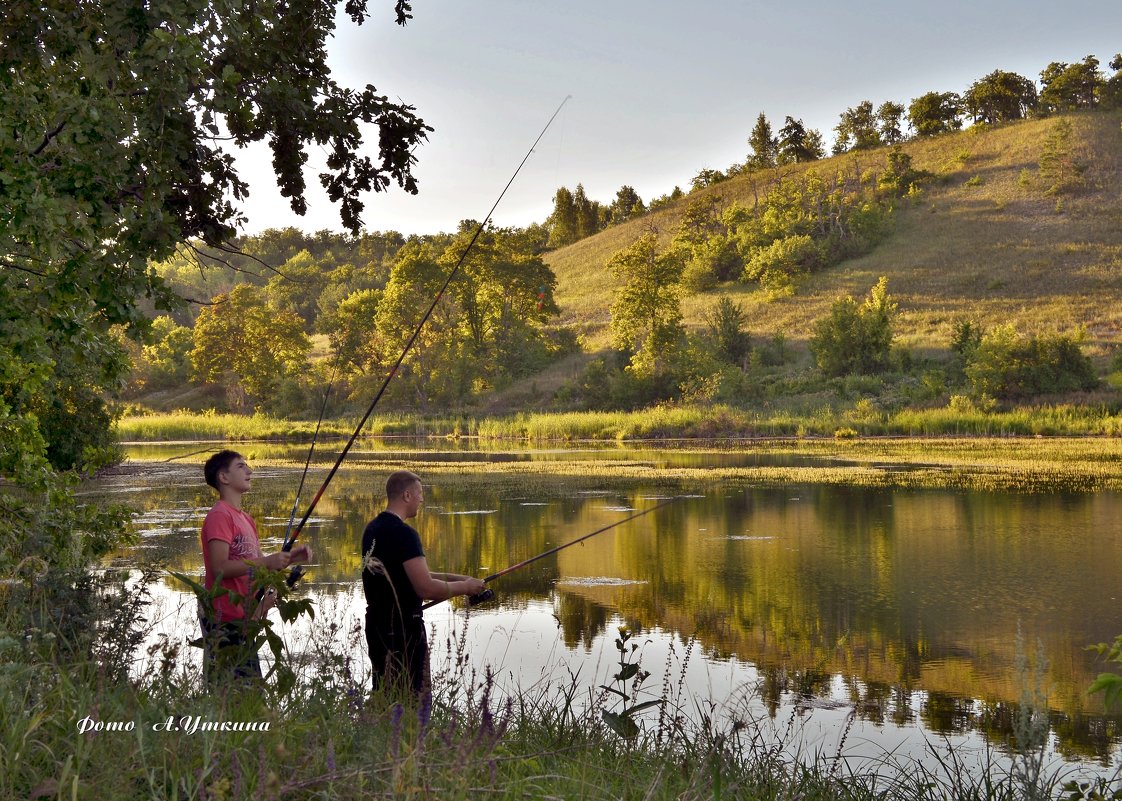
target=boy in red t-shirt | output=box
[200,450,312,682]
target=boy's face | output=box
[220,457,253,493]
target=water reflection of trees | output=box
[94,460,1122,758]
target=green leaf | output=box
[623,699,664,716]
[614,663,639,682]
[602,710,639,739]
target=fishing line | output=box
[421,497,677,611]
[281,95,573,588]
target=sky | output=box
[234,0,1122,237]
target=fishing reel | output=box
[467,588,495,607]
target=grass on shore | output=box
[2,585,1102,801]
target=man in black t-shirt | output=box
[361,470,486,694]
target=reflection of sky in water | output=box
[90,444,1122,776]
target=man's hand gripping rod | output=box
[422,498,678,610]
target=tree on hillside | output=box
[748,113,779,170]
[877,102,907,144]
[1102,54,1122,108]
[548,186,579,248]
[609,186,646,224]
[963,70,1037,124]
[908,91,963,136]
[810,277,897,376]
[1040,56,1104,112]
[573,184,602,240]
[778,117,822,164]
[705,297,752,367]
[191,284,310,409]
[833,101,880,153]
[608,233,685,378]
[691,168,727,190]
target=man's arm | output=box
[403,557,485,600]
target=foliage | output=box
[908,91,963,136]
[600,627,663,739]
[608,232,686,380]
[963,70,1037,124]
[743,234,822,291]
[810,277,897,377]
[190,284,311,410]
[1038,119,1086,194]
[320,288,384,376]
[877,101,906,144]
[964,325,1098,401]
[704,297,752,367]
[877,146,932,195]
[833,100,880,153]
[747,112,779,170]
[778,116,824,164]
[133,316,194,392]
[1039,56,1104,113]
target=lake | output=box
[87,439,1122,776]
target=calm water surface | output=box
[88,440,1122,774]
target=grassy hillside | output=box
[545,111,1122,364]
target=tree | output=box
[608,186,646,225]
[608,233,685,378]
[810,277,896,376]
[778,117,821,164]
[191,285,311,409]
[136,316,194,391]
[573,184,603,240]
[1039,56,1104,112]
[1,1,429,572]
[877,101,906,144]
[908,91,963,136]
[321,289,384,375]
[1104,54,1122,109]
[548,186,579,248]
[705,297,752,367]
[834,101,880,152]
[963,70,1037,124]
[747,113,779,170]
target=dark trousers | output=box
[366,612,428,695]
[201,617,262,684]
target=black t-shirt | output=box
[361,511,425,625]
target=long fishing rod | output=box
[282,95,573,588]
[422,497,677,611]
[282,362,337,550]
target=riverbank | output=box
[3,598,1093,801]
[116,402,1122,445]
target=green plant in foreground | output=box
[600,626,664,738]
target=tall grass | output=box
[1,581,1105,801]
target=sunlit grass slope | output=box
[546,111,1122,360]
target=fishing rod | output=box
[282,362,337,550]
[281,95,573,588]
[422,497,677,611]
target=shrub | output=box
[810,277,897,377]
[964,325,1098,400]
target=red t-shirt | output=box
[201,500,262,623]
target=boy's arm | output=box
[205,540,311,577]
